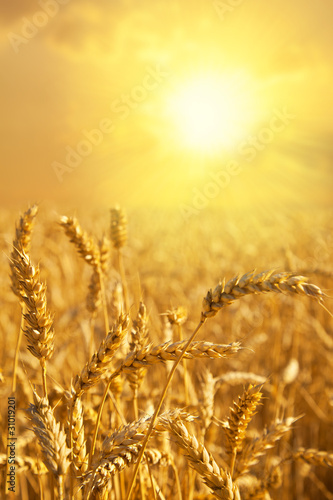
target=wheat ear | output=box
[69,396,88,475]
[59,215,100,266]
[84,410,194,500]
[198,368,215,438]
[27,392,70,500]
[59,216,110,337]
[127,302,150,399]
[110,206,129,311]
[164,418,240,500]
[10,249,54,397]
[127,302,150,500]
[221,384,263,476]
[235,416,301,477]
[202,270,325,319]
[10,204,38,297]
[111,340,241,383]
[290,447,333,468]
[9,204,38,394]
[72,313,130,399]
[167,306,189,405]
[75,314,130,469]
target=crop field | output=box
[0,204,332,499]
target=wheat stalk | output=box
[72,313,130,399]
[126,302,150,500]
[9,204,38,395]
[110,206,128,249]
[222,385,263,454]
[69,396,89,475]
[110,206,129,311]
[87,235,110,317]
[166,306,189,405]
[73,313,130,473]
[126,269,325,499]
[59,216,110,338]
[198,368,215,437]
[164,418,240,500]
[10,204,38,297]
[127,302,150,397]
[10,249,54,397]
[27,392,70,499]
[10,250,55,361]
[59,215,100,266]
[84,410,194,499]
[88,335,222,466]
[222,385,263,475]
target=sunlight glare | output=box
[167,73,261,154]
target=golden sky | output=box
[0,0,332,211]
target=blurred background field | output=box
[0,205,333,498]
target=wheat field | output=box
[0,204,332,500]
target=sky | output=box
[0,0,332,212]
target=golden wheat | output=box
[2,206,332,500]
[72,314,130,399]
[27,392,70,499]
[164,418,241,500]
[202,270,325,319]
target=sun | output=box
[166,72,262,154]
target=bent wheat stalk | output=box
[84,410,194,500]
[126,270,325,499]
[90,338,240,468]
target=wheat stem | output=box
[170,459,183,500]
[41,358,48,399]
[11,305,25,393]
[118,248,129,312]
[89,381,110,467]
[230,449,237,478]
[125,318,206,500]
[177,323,189,407]
[98,262,110,334]
[58,475,64,500]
